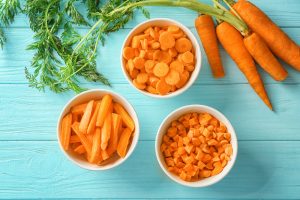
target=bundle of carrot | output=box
[192,0,299,110]
[60,94,135,164]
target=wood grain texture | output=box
[0,141,299,199]
[0,28,299,84]
[0,83,299,141]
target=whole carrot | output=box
[195,15,225,78]
[216,22,272,110]
[244,33,288,81]
[232,0,300,71]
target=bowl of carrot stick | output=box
[57,89,139,170]
[121,18,201,98]
[155,105,237,187]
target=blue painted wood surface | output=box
[0,0,300,199]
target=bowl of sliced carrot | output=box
[57,89,139,170]
[155,105,237,187]
[121,18,201,98]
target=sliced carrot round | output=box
[172,30,184,39]
[165,69,180,86]
[159,31,175,50]
[167,25,180,33]
[175,38,192,53]
[153,50,172,64]
[151,42,160,49]
[153,62,169,77]
[136,73,149,84]
[170,60,184,73]
[168,48,178,58]
[130,69,139,79]
[182,51,194,64]
[176,70,190,88]
[156,79,171,95]
[146,85,158,94]
[123,47,135,60]
[185,64,195,72]
[148,75,160,88]
[145,60,156,73]
[133,57,145,69]
[133,79,146,90]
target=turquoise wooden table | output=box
[0,0,300,199]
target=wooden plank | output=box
[0,140,299,199]
[0,27,300,85]
[0,83,299,141]
[2,0,300,28]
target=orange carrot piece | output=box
[244,33,288,81]
[175,38,192,53]
[113,103,135,132]
[61,113,72,151]
[117,128,133,158]
[101,107,112,150]
[101,150,110,161]
[74,145,86,155]
[79,100,94,134]
[233,1,300,71]
[72,122,92,155]
[96,94,112,127]
[153,62,169,77]
[87,101,101,135]
[89,127,103,163]
[106,113,122,156]
[156,79,171,95]
[181,51,194,64]
[170,60,184,73]
[159,31,175,50]
[71,103,87,114]
[123,47,135,60]
[216,22,272,110]
[195,15,224,78]
[165,69,180,86]
[70,135,80,143]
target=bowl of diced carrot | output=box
[155,105,237,187]
[57,89,139,170]
[121,18,201,98]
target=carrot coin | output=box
[130,69,139,79]
[165,69,180,86]
[123,47,135,60]
[136,73,149,84]
[185,64,195,72]
[148,75,160,88]
[145,60,156,73]
[170,60,184,73]
[151,42,160,49]
[168,47,178,58]
[182,51,194,64]
[175,38,192,53]
[176,70,189,88]
[167,25,180,33]
[156,79,171,95]
[159,31,175,50]
[146,85,158,94]
[153,62,169,77]
[133,57,145,69]
[172,30,184,39]
[133,79,146,90]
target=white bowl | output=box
[57,89,140,170]
[121,18,202,98]
[155,105,238,187]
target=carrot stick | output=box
[113,103,135,131]
[72,122,92,155]
[232,0,300,71]
[70,135,80,143]
[244,33,288,81]
[79,100,94,134]
[117,128,133,158]
[61,113,72,151]
[96,94,112,127]
[87,101,101,135]
[71,103,87,114]
[216,22,272,110]
[74,145,86,155]
[89,127,103,163]
[195,15,225,78]
[106,113,122,156]
[101,106,112,150]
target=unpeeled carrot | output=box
[244,33,288,81]
[79,100,94,134]
[233,0,300,71]
[216,22,272,110]
[195,15,224,78]
[96,94,112,127]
